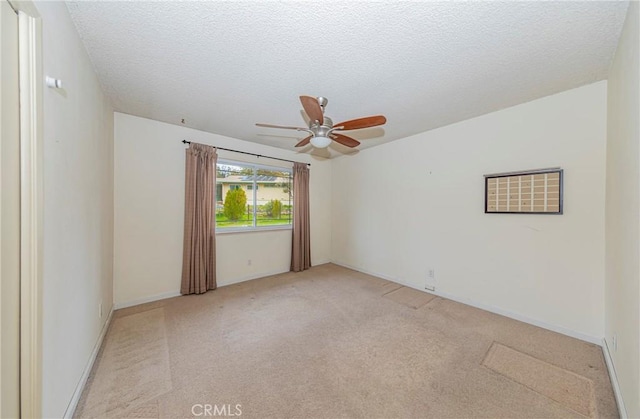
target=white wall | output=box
[113,113,331,306]
[37,2,114,417]
[0,2,20,416]
[332,81,607,342]
[605,1,640,417]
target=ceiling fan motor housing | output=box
[310,116,334,137]
[255,95,386,149]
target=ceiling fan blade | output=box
[333,115,386,131]
[295,135,313,148]
[300,96,324,125]
[330,133,360,148]
[256,123,305,130]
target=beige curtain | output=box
[181,143,218,294]
[291,162,311,272]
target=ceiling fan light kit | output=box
[256,96,387,150]
[310,136,332,148]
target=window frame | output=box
[216,159,293,233]
[484,168,563,215]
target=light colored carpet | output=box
[383,286,437,309]
[483,342,594,417]
[78,307,171,418]
[75,263,618,418]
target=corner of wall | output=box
[604,1,640,417]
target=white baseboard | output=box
[114,268,295,309]
[602,338,628,418]
[63,306,114,418]
[114,290,182,310]
[434,288,602,345]
[331,261,602,346]
[217,267,290,287]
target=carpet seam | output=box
[480,362,592,419]
[380,284,403,296]
[481,341,595,418]
[116,303,166,319]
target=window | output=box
[485,168,563,214]
[216,160,293,230]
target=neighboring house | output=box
[216,175,292,207]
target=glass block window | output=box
[485,168,563,214]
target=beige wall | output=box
[332,81,607,342]
[0,1,20,416]
[605,1,640,417]
[113,113,331,307]
[37,2,115,417]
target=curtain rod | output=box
[182,140,310,166]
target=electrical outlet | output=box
[99,303,103,319]
[426,268,436,291]
[247,259,252,266]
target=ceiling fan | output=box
[256,96,387,149]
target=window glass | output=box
[216,161,293,230]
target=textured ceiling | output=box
[66,1,628,158]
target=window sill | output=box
[215,225,292,235]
